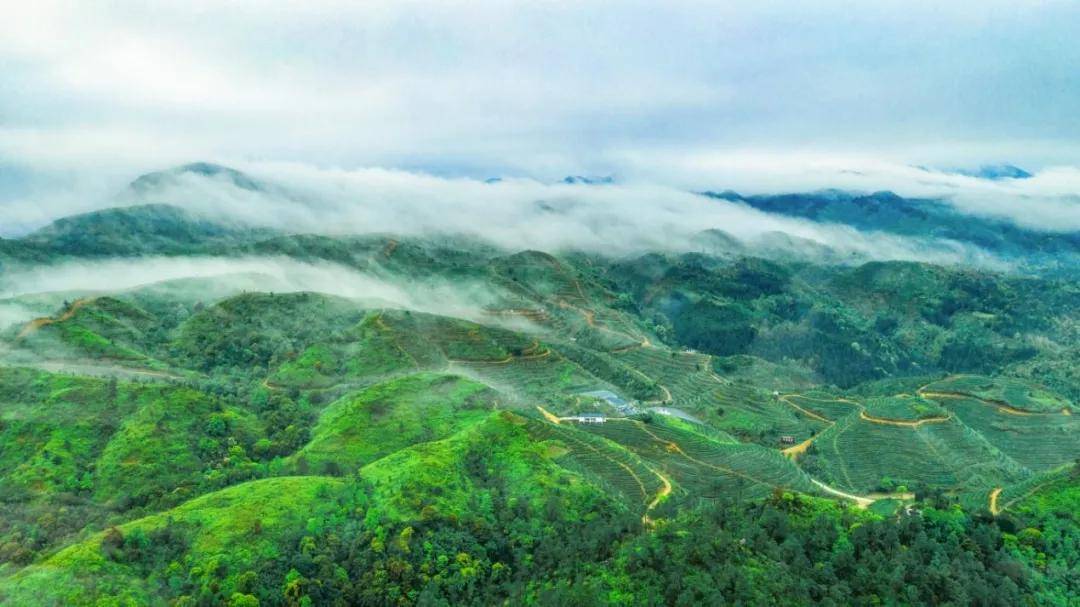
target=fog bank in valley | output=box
[0,256,532,332]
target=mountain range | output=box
[0,164,1076,606]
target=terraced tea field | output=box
[523,416,667,517]
[452,350,604,403]
[863,395,946,421]
[577,418,819,500]
[921,375,1074,414]
[942,396,1080,471]
[808,414,1027,494]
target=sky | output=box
[1,0,1079,234]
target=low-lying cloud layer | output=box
[87,161,1000,266]
[622,151,1080,233]
[2,2,1078,244]
[0,256,527,331]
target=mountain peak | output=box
[561,175,614,185]
[955,164,1033,180]
[129,162,263,193]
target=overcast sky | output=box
[2,0,1080,232]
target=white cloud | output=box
[0,255,521,329]
[80,161,998,266]
[618,150,1080,232]
[0,1,1077,244]
[3,0,1080,174]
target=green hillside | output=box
[295,373,498,474]
[0,188,1077,605]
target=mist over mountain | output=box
[3,3,1080,606]
[705,188,1080,268]
[955,164,1034,181]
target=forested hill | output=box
[0,167,1076,605]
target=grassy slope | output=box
[360,411,618,524]
[94,387,261,505]
[0,412,623,605]
[0,476,345,606]
[173,292,367,373]
[0,367,266,563]
[295,373,498,473]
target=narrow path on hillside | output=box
[557,411,909,513]
[536,410,672,527]
[919,389,1071,417]
[536,405,562,424]
[645,382,673,405]
[778,395,832,423]
[916,377,1073,418]
[550,419,667,524]
[557,298,651,352]
[858,410,951,427]
[629,418,906,509]
[992,463,1076,515]
[15,298,95,340]
[777,394,844,458]
[641,466,673,527]
[989,487,1002,515]
[448,339,553,366]
[628,419,773,490]
[777,391,953,458]
[781,434,819,458]
[810,479,874,508]
[996,481,1056,514]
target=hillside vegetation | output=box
[0,166,1077,605]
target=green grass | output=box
[268,313,427,389]
[94,387,261,505]
[296,373,498,474]
[361,411,624,524]
[453,350,603,404]
[173,291,367,373]
[784,393,861,421]
[267,309,544,390]
[611,347,825,444]
[712,354,819,391]
[0,368,129,500]
[16,297,158,363]
[0,366,269,563]
[0,476,346,606]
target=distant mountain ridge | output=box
[703,189,1079,265]
[22,203,272,256]
[128,162,264,193]
[955,164,1033,180]
[562,175,615,185]
[4,162,1076,272]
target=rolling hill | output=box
[0,164,1076,605]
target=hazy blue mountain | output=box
[702,189,1079,266]
[957,164,1033,180]
[562,175,615,185]
[128,162,265,193]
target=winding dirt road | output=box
[16,298,95,340]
